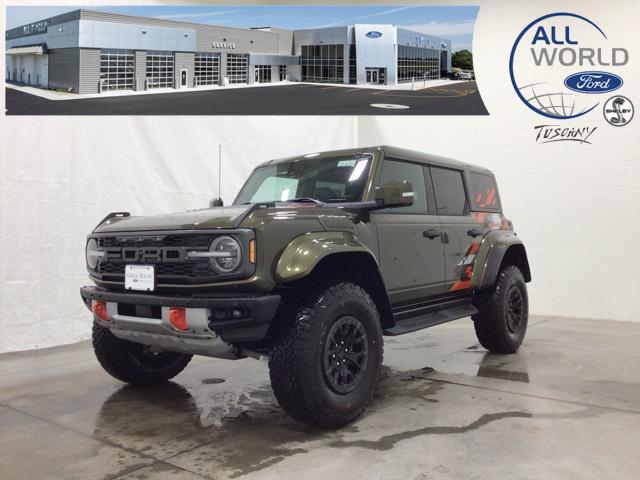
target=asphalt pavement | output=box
[6,81,488,115]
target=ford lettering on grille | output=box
[104,247,189,263]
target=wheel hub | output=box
[323,316,369,394]
[506,286,524,333]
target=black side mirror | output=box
[209,197,224,207]
[374,181,414,208]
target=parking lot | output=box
[6,81,487,115]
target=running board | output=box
[383,303,478,336]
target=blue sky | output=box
[6,5,477,51]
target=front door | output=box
[366,68,379,84]
[372,159,445,306]
[180,69,187,87]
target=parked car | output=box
[81,146,531,427]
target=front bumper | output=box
[80,286,281,357]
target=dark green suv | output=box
[81,146,531,427]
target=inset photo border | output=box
[5,5,485,115]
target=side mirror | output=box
[209,197,224,207]
[374,181,414,208]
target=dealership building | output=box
[5,9,452,94]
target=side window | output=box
[430,167,467,216]
[378,159,427,214]
[469,172,500,211]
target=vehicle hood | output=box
[93,205,252,233]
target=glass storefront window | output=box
[397,45,441,83]
[255,65,271,83]
[301,43,345,83]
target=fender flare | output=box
[275,231,378,283]
[472,231,531,290]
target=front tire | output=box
[269,282,383,428]
[472,265,528,354]
[92,323,192,385]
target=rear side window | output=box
[430,167,467,216]
[469,172,500,211]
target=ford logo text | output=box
[564,71,623,94]
[366,31,383,39]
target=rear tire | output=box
[472,265,528,354]
[92,323,192,385]
[269,282,383,428]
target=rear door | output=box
[372,159,445,305]
[429,166,479,293]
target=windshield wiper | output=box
[281,197,325,204]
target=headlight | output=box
[208,235,242,274]
[86,239,104,270]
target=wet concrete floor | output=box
[1,315,639,479]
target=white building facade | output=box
[6,10,452,94]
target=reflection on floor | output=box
[1,316,639,480]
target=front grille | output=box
[90,230,255,286]
[95,233,217,283]
[97,234,213,249]
[97,261,213,277]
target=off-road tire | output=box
[269,282,383,428]
[472,265,528,353]
[92,323,192,385]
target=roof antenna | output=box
[218,143,222,199]
[210,144,224,207]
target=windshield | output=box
[234,154,372,205]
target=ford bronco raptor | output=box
[81,146,531,427]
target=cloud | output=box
[311,6,420,28]
[404,20,476,37]
[452,42,473,53]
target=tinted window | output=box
[378,160,427,214]
[469,172,500,211]
[431,167,467,215]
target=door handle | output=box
[467,227,483,238]
[423,228,441,239]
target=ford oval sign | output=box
[564,71,623,94]
[366,31,383,39]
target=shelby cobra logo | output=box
[366,31,383,39]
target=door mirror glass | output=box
[374,181,414,208]
[209,197,224,207]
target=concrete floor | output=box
[1,315,638,480]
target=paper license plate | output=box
[125,265,155,291]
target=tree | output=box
[452,50,474,71]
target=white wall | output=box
[1,0,639,356]
[0,117,357,353]
[358,0,640,323]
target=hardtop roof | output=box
[262,145,492,174]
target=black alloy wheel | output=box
[323,316,369,394]
[505,286,525,334]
